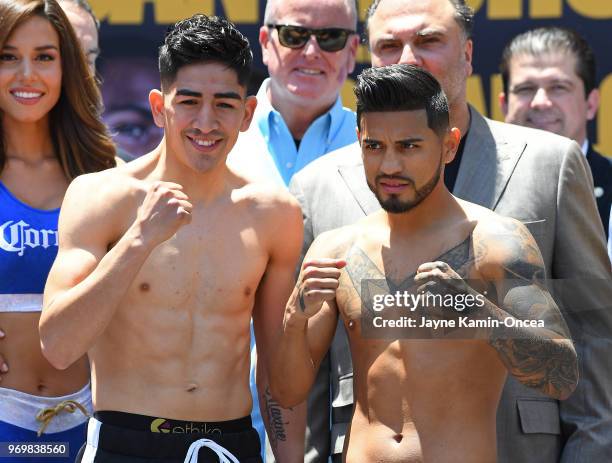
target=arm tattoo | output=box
[478,220,578,399]
[263,386,291,449]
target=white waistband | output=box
[0,382,92,433]
[0,293,43,312]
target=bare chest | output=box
[123,223,268,313]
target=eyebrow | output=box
[3,45,59,51]
[175,89,243,100]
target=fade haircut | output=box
[500,27,596,97]
[364,0,474,44]
[159,14,252,90]
[263,0,359,29]
[355,64,449,137]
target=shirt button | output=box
[286,162,293,169]
[595,186,604,198]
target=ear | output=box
[464,38,473,77]
[260,25,271,66]
[499,91,509,118]
[443,127,461,164]
[585,88,600,121]
[240,95,258,132]
[345,34,360,74]
[149,89,165,128]
[356,126,361,144]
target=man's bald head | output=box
[264,0,358,30]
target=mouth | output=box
[187,135,222,153]
[379,179,411,195]
[10,89,44,105]
[295,67,324,76]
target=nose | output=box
[530,87,552,108]
[302,35,321,59]
[193,104,219,133]
[398,44,421,66]
[380,151,403,175]
[18,58,36,82]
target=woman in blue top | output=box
[0,1,115,461]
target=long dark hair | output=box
[0,0,116,179]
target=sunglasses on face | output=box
[267,24,355,52]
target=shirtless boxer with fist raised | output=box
[270,64,578,463]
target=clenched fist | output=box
[292,258,346,318]
[135,181,193,247]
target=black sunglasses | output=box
[267,24,355,52]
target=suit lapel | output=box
[454,108,526,210]
[338,163,380,215]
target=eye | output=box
[400,141,418,150]
[549,84,570,93]
[217,102,236,109]
[378,42,400,52]
[179,99,197,106]
[365,141,382,150]
[36,53,55,62]
[513,86,536,96]
[0,53,16,62]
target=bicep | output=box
[42,177,113,308]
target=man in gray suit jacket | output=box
[289,0,612,462]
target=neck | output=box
[153,141,231,203]
[267,81,336,139]
[2,115,55,162]
[450,100,471,138]
[384,181,459,235]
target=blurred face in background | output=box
[59,1,99,73]
[260,0,358,111]
[101,56,163,158]
[500,51,598,145]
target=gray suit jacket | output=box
[288,108,612,463]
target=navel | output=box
[139,282,150,292]
[186,383,198,393]
[244,286,252,297]
[393,433,403,443]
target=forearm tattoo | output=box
[263,386,289,449]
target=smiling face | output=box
[500,51,598,145]
[367,0,472,110]
[0,15,62,126]
[260,0,358,111]
[150,61,256,174]
[359,108,458,213]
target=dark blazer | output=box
[586,144,612,236]
[288,108,612,463]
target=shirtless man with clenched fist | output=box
[270,65,577,463]
[39,15,302,463]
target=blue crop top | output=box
[0,182,60,312]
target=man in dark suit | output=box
[499,26,612,238]
[288,1,612,462]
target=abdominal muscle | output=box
[0,312,90,396]
[90,297,254,422]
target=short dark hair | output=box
[364,0,474,44]
[158,14,252,89]
[499,27,596,97]
[355,64,450,137]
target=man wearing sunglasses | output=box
[289,0,612,462]
[227,0,359,187]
